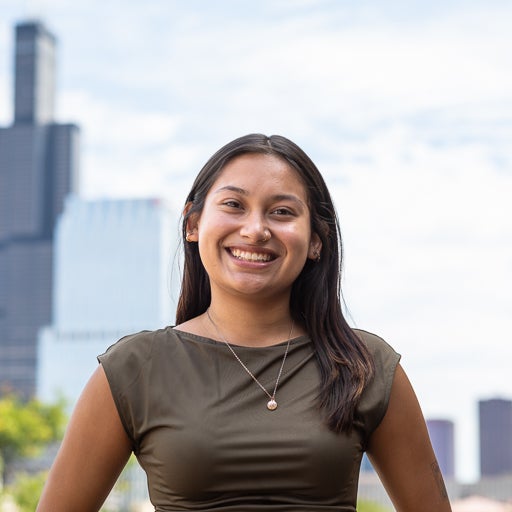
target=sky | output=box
[1,0,511,483]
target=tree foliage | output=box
[0,394,67,486]
[357,499,392,512]
[3,471,47,512]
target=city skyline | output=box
[0,1,511,483]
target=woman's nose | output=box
[239,213,271,243]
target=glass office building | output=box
[426,418,455,479]
[37,197,179,406]
[479,398,512,476]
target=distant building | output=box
[426,419,455,479]
[0,21,79,397]
[37,197,179,406]
[479,398,512,476]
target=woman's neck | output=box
[204,293,302,347]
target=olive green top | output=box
[98,327,400,511]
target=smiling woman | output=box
[185,152,319,305]
[36,134,452,512]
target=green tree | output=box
[0,394,66,487]
[357,499,392,512]
[3,471,47,512]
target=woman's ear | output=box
[308,232,322,262]
[184,202,199,242]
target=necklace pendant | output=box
[267,399,278,411]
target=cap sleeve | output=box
[354,329,401,447]
[97,331,153,452]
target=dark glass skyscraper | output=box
[426,419,455,479]
[0,21,79,397]
[479,398,512,476]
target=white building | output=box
[37,196,181,406]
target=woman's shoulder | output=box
[354,329,400,439]
[98,326,179,370]
[353,328,402,438]
[352,328,400,363]
[96,326,184,400]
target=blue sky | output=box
[1,0,511,483]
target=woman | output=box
[37,134,452,511]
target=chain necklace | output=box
[206,308,294,411]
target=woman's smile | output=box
[227,246,276,263]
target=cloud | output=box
[56,89,190,198]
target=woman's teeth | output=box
[230,248,273,262]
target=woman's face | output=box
[188,153,321,302]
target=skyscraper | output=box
[479,398,512,476]
[0,21,79,397]
[37,197,179,406]
[426,419,455,479]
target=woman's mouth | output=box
[229,248,275,262]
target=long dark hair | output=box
[176,134,374,433]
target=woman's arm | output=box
[36,365,133,512]
[366,364,452,512]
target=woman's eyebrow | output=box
[214,185,248,195]
[270,193,306,207]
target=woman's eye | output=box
[223,200,241,208]
[272,208,293,216]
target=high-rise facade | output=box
[426,419,455,479]
[0,21,79,397]
[37,197,179,406]
[479,398,512,476]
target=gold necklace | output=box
[206,308,294,411]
